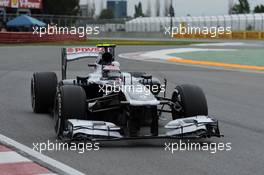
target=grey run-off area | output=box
[0,45,263,175]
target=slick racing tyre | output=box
[54,85,87,137]
[31,72,57,113]
[171,84,208,119]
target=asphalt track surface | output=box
[0,45,263,175]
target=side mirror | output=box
[141,74,152,80]
[140,74,152,85]
[88,64,96,68]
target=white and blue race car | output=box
[31,44,221,141]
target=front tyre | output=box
[31,72,57,113]
[171,84,208,119]
[54,85,87,138]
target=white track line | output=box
[140,48,235,60]
[191,42,246,46]
[0,134,85,175]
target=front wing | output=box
[61,116,222,142]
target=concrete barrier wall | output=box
[173,31,264,40]
[0,32,85,43]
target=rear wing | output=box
[61,47,104,79]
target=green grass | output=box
[0,39,205,46]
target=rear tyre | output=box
[171,84,208,119]
[31,72,57,113]
[54,85,87,137]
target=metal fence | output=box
[125,13,264,32]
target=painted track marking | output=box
[167,57,264,71]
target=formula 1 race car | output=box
[31,44,221,141]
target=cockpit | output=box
[96,44,116,65]
[102,62,121,80]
